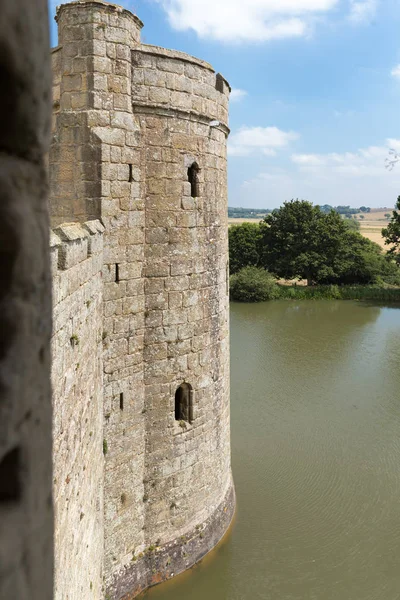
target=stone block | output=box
[144,69,167,87]
[148,86,170,104]
[116,44,131,61]
[114,93,131,111]
[145,227,169,245]
[146,292,168,311]
[111,111,137,131]
[143,263,170,278]
[144,343,168,362]
[157,57,184,74]
[63,73,82,92]
[92,56,112,74]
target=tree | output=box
[260,200,352,285]
[333,233,399,285]
[259,199,397,285]
[382,196,400,263]
[345,218,360,231]
[228,222,263,274]
[230,267,278,302]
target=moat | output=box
[142,300,400,600]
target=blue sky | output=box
[49,0,400,209]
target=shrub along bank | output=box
[230,267,400,303]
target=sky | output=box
[49,0,400,209]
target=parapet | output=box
[132,44,230,130]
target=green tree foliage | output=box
[334,233,400,285]
[259,200,398,285]
[230,267,279,302]
[261,200,352,285]
[335,205,359,215]
[228,222,263,274]
[227,200,400,288]
[344,218,360,231]
[382,197,400,264]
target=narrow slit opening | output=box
[115,263,120,283]
[120,393,124,410]
[129,164,133,183]
[187,163,200,198]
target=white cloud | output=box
[291,153,326,166]
[387,138,400,152]
[228,126,299,156]
[348,0,378,24]
[391,65,400,79]
[291,139,400,176]
[230,88,248,102]
[154,0,339,42]
[232,137,400,208]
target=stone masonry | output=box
[51,221,105,600]
[49,2,235,598]
[0,0,53,598]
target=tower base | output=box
[107,480,236,600]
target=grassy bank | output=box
[229,267,400,303]
[276,284,400,302]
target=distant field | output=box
[228,209,394,250]
[354,209,393,249]
[228,218,261,225]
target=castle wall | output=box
[0,0,54,598]
[51,221,105,599]
[50,3,234,599]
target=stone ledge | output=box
[139,44,214,73]
[51,219,104,271]
[131,103,230,136]
[106,478,236,599]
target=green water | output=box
[143,301,400,600]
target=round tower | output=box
[126,43,235,598]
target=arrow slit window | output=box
[175,383,193,424]
[187,162,200,198]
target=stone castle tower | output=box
[49,1,234,598]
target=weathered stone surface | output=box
[0,0,53,599]
[109,483,235,600]
[50,2,233,599]
[52,222,104,600]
